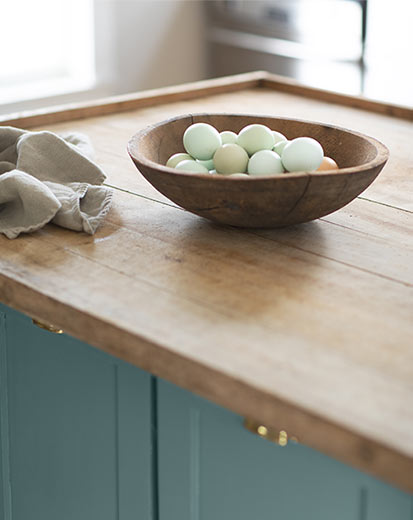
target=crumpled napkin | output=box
[0,126,113,239]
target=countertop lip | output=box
[1,70,412,130]
[1,288,411,457]
[1,71,412,494]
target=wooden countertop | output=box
[0,72,412,493]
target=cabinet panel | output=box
[157,379,412,520]
[0,312,11,520]
[0,304,153,520]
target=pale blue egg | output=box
[248,150,284,176]
[272,131,287,144]
[237,124,275,156]
[166,152,193,168]
[220,131,238,145]
[273,140,289,155]
[183,123,222,160]
[197,158,215,170]
[175,159,209,173]
[282,137,324,172]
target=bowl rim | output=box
[127,112,389,181]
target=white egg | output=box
[213,144,249,175]
[166,152,193,168]
[220,131,238,145]
[229,173,249,178]
[183,123,222,160]
[248,150,284,176]
[237,124,275,156]
[281,137,324,172]
[175,160,209,173]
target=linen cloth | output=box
[0,127,112,239]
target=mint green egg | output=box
[273,140,289,155]
[281,137,324,172]
[237,124,275,156]
[220,131,238,145]
[197,158,215,170]
[175,159,209,173]
[183,123,222,160]
[166,152,192,168]
[248,150,284,176]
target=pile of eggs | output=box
[166,123,339,177]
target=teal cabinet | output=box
[1,303,412,519]
[157,379,413,520]
[0,304,153,520]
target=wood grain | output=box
[0,72,412,492]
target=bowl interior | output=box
[133,114,380,172]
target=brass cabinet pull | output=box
[244,418,299,447]
[32,319,63,334]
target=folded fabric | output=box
[0,127,113,239]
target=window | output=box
[0,0,95,105]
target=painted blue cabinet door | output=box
[157,379,413,520]
[0,305,154,520]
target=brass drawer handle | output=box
[32,319,63,334]
[244,418,299,447]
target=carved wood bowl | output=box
[127,113,389,228]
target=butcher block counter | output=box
[0,72,412,519]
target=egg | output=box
[213,144,249,175]
[175,160,209,173]
[220,131,238,145]
[281,137,324,172]
[229,173,249,178]
[166,152,193,168]
[237,124,275,156]
[273,140,289,156]
[248,150,284,176]
[209,169,217,174]
[317,157,339,171]
[272,131,287,144]
[183,123,222,160]
[197,158,215,170]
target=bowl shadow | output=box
[162,215,327,321]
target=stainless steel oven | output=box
[206,0,368,96]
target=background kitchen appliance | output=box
[206,0,368,96]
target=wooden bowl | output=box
[127,113,389,228]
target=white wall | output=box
[95,0,207,94]
[1,0,207,115]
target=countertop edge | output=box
[1,274,412,495]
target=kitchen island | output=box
[0,72,412,519]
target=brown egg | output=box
[317,156,339,171]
